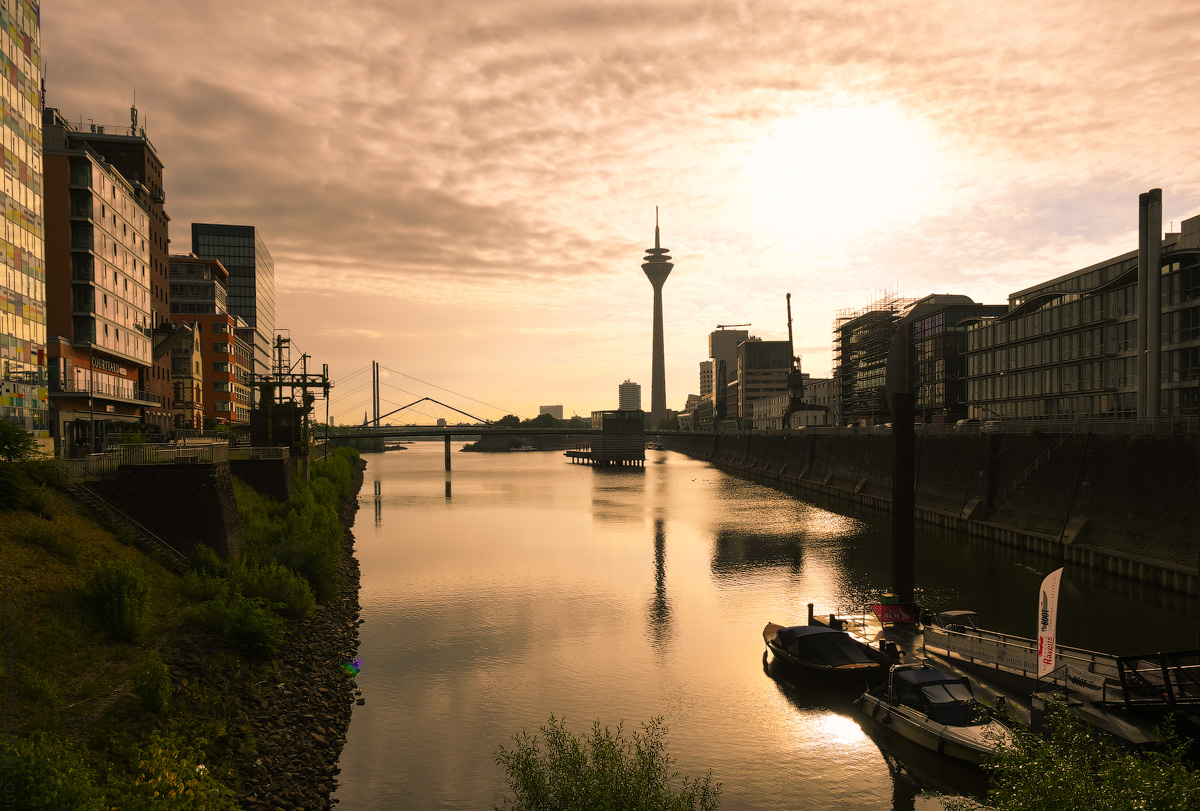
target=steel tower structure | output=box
[642,208,673,428]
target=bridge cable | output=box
[377,364,523,419]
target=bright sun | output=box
[738,103,942,243]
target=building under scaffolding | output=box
[833,291,917,426]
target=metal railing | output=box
[227,446,288,461]
[58,442,228,478]
[51,380,162,406]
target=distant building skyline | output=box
[538,404,564,420]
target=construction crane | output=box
[716,323,750,330]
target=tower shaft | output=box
[642,209,673,429]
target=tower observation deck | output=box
[642,209,673,428]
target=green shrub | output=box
[228,560,315,619]
[110,730,239,811]
[201,591,286,656]
[1,732,106,811]
[188,542,225,577]
[0,461,30,509]
[495,715,721,811]
[24,484,56,519]
[943,701,1200,811]
[85,560,151,642]
[180,570,225,601]
[133,653,171,714]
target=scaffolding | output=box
[832,289,917,425]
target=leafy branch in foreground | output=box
[494,715,720,811]
[942,701,1200,811]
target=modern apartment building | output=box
[168,254,253,428]
[966,201,1200,422]
[618,379,641,411]
[64,105,171,434]
[191,223,275,386]
[0,1,48,447]
[43,109,155,455]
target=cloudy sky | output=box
[45,0,1200,422]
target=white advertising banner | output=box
[1037,567,1064,680]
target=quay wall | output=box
[662,431,1199,595]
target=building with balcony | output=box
[63,105,172,435]
[0,2,48,448]
[965,204,1200,422]
[168,254,253,429]
[154,321,203,429]
[44,110,156,455]
[191,223,275,390]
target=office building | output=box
[43,109,155,455]
[0,2,47,447]
[539,405,564,420]
[966,198,1200,421]
[736,339,791,422]
[191,223,275,385]
[619,379,642,411]
[904,295,1007,422]
[168,254,253,427]
[64,104,171,434]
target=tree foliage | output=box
[943,702,1200,811]
[0,417,39,461]
[494,715,720,811]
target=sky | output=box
[44,0,1200,424]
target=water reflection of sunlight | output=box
[811,712,868,748]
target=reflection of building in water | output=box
[648,517,672,650]
[710,528,803,575]
[374,480,382,527]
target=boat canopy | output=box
[892,667,980,726]
[774,626,876,668]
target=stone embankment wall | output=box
[663,431,1199,595]
[93,462,245,558]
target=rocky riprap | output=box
[209,458,366,811]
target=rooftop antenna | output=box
[131,89,138,130]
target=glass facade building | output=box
[965,215,1200,421]
[0,0,46,439]
[191,223,275,383]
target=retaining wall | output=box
[662,431,1199,595]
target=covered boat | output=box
[763,622,882,677]
[855,662,1013,765]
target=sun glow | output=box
[738,104,943,243]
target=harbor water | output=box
[333,442,1192,810]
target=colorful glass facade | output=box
[0,0,45,437]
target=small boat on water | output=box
[763,622,883,678]
[855,661,1013,765]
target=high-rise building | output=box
[191,223,275,387]
[707,328,750,397]
[43,109,155,455]
[618,379,641,411]
[641,210,672,427]
[0,2,47,448]
[538,405,564,420]
[65,104,171,435]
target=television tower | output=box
[642,208,673,428]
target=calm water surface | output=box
[333,443,1191,810]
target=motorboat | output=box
[763,622,883,678]
[855,661,1013,765]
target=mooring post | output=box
[444,434,451,471]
